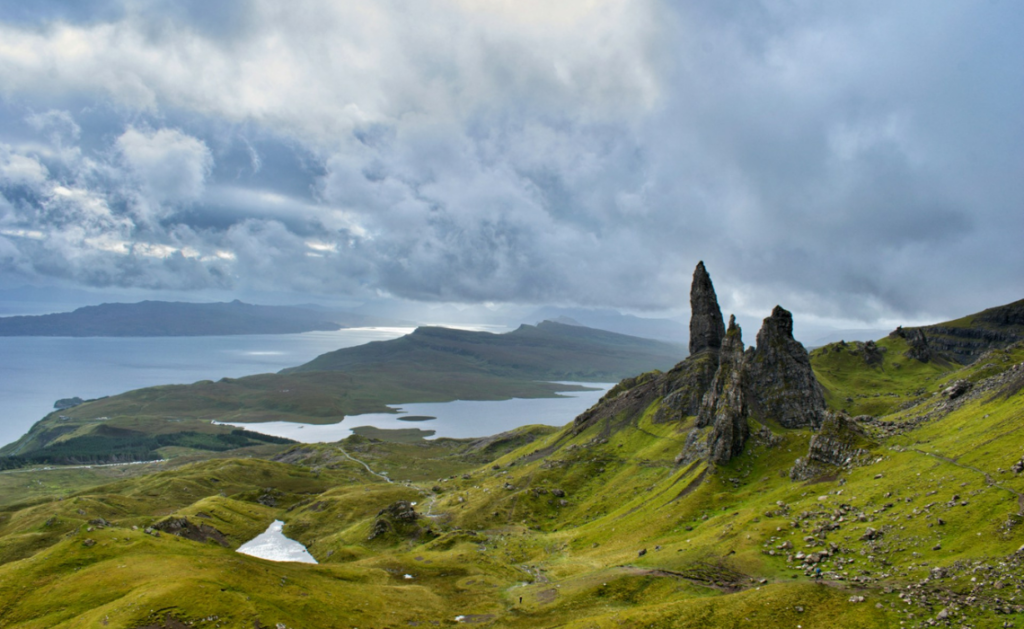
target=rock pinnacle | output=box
[689,261,726,355]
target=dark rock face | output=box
[790,412,872,480]
[747,306,825,429]
[152,517,229,546]
[698,316,750,464]
[368,500,428,541]
[890,326,931,362]
[892,299,1024,365]
[54,397,84,410]
[572,264,830,469]
[689,261,726,356]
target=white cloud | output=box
[116,127,212,220]
[0,1,1020,324]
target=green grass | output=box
[810,336,954,416]
[1,340,1023,627]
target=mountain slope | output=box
[898,298,1024,364]
[0,300,406,336]
[284,320,685,381]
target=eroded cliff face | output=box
[747,305,826,430]
[894,299,1024,365]
[698,316,750,464]
[573,262,827,466]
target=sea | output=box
[0,328,611,449]
[0,328,412,449]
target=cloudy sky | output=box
[0,0,1021,331]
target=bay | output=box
[216,382,614,442]
[0,327,413,449]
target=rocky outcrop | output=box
[574,264,829,468]
[892,299,1024,365]
[747,306,825,429]
[790,412,873,480]
[367,500,433,541]
[152,517,229,546]
[698,316,750,464]
[573,264,725,435]
[890,326,931,362]
[689,261,726,355]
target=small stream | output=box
[237,520,317,564]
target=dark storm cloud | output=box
[0,0,1021,327]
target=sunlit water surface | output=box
[216,382,614,442]
[0,328,413,448]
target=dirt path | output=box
[336,446,392,484]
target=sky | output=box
[0,0,1021,334]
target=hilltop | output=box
[284,319,684,380]
[0,265,1023,628]
[0,299,408,336]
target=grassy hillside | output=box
[0,326,1023,627]
[285,320,685,380]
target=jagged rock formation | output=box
[689,261,726,355]
[698,316,750,463]
[790,412,873,480]
[747,306,826,429]
[572,263,726,435]
[575,263,826,468]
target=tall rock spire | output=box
[689,261,726,355]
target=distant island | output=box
[0,300,410,336]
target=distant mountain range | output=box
[526,306,688,344]
[0,300,411,336]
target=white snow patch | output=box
[237,520,317,564]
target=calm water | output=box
[217,382,613,442]
[0,328,413,448]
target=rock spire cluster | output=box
[574,261,827,466]
[683,264,825,463]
